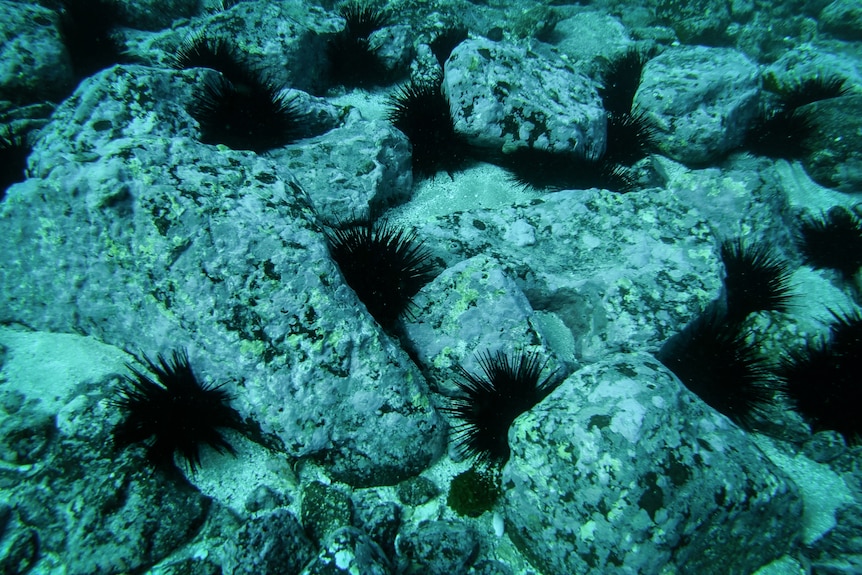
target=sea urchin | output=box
[387,74,469,178]
[443,350,560,466]
[780,310,862,444]
[657,307,779,429]
[325,219,435,329]
[111,349,244,473]
[719,237,794,323]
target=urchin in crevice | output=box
[110,349,244,473]
[430,27,468,69]
[719,237,795,323]
[325,218,436,330]
[743,74,849,160]
[656,306,781,429]
[326,1,391,88]
[780,309,862,444]
[171,34,253,85]
[442,350,560,466]
[386,74,471,178]
[496,146,634,193]
[179,37,308,152]
[597,47,655,117]
[796,206,862,281]
[597,47,658,166]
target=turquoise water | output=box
[1,0,861,573]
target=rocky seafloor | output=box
[1,0,862,573]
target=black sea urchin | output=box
[171,34,252,85]
[387,75,469,178]
[326,1,390,88]
[336,1,389,38]
[603,110,657,165]
[657,308,779,428]
[797,206,862,280]
[430,27,468,69]
[189,72,305,153]
[781,310,862,444]
[443,350,560,466]
[111,349,244,472]
[498,146,634,193]
[598,47,654,117]
[743,107,815,160]
[720,238,794,323]
[776,75,849,111]
[325,219,435,329]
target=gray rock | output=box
[352,496,402,559]
[244,485,290,514]
[820,0,862,41]
[223,509,315,575]
[116,0,198,31]
[413,188,721,362]
[0,525,38,575]
[0,2,73,103]
[396,476,440,507]
[470,559,514,575]
[444,37,605,155]
[0,65,445,487]
[143,2,334,94]
[655,0,732,44]
[553,12,631,65]
[809,503,862,574]
[300,526,393,575]
[301,481,353,543]
[636,45,760,165]
[801,95,862,193]
[396,519,478,575]
[404,254,568,395]
[503,352,803,575]
[762,44,862,94]
[279,111,413,221]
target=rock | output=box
[655,0,732,44]
[300,527,393,575]
[413,188,721,362]
[223,509,316,575]
[801,95,862,193]
[0,2,73,103]
[503,352,803,575]
[820,0,862,41]
[636,45,760,165]
[0,65,446,488]
[301,481,353,543]
[404,254,568,395]
[396,519,478,575]
[444,37,605,155]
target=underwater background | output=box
[1,0,861,573]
